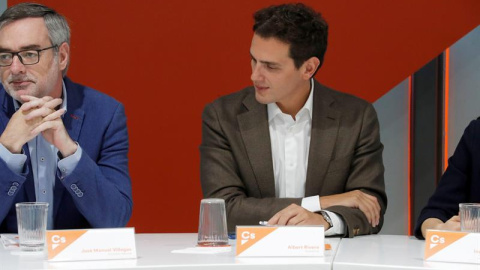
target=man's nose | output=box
[9,55,26,74]
[250,65,263,82]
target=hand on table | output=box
[421,216,460,238]
[267,204,331,230]
[320,190,380,227]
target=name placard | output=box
[424,230,480,264]
[236,226,324,257]
[46,228,137,261]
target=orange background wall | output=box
[9,0,480,232]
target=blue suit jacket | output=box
[415,119,480,239]
[0,78,132,233]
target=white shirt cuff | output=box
[0,143,27,174]
[301,195,321,212]
[324,210,345,236]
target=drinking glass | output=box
[197,198,228,246]
[16,202,49,251]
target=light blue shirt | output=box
[0,80,82,229]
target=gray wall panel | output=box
[374,79,409,235]
[448,26,480,158]
[0,0,5,14]
[372,25,479,236]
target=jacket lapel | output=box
[63,78,85,142]
[53,78,85,218]
[0,90,14,130]
[63,109,85,143]
[305,81,340,196]
[237,91,276,197]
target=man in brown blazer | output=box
[200,3,386,238]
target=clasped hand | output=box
[0,95,76,157]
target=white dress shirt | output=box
[267,79,345,236]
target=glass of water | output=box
[16,202,49,251]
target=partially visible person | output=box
[0,3,132,233]
[415,118,480,239]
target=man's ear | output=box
[57,42,69,71]
[302,57,320,80]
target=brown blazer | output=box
[200,80,387,237]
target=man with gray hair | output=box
[0,3,132,232]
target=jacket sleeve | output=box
[58,103,132,228]
[0,158,28,227]
[414,120,477,239]
[325,103,387,238]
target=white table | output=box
[333,234,479,270]
[1,233,340,270]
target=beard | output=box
[2,59,61,101]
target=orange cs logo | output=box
[51,235,66,250]
[429,234,445,249]
[241,231,255,245]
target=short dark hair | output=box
[0,2,70,76]
[253,3,328,74]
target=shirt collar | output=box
[268,78,314,122]
[13,80,68,113]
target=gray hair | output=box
[0,3,71,76]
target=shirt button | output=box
[62,168,67,173]
[40,157,45,162]
[42,190,46,194]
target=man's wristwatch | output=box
[320,211,333,229]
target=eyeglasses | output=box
[0,45,58,67]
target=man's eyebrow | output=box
[0,44,42,52]
[250,53,280,66]
[19,45,42,50]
